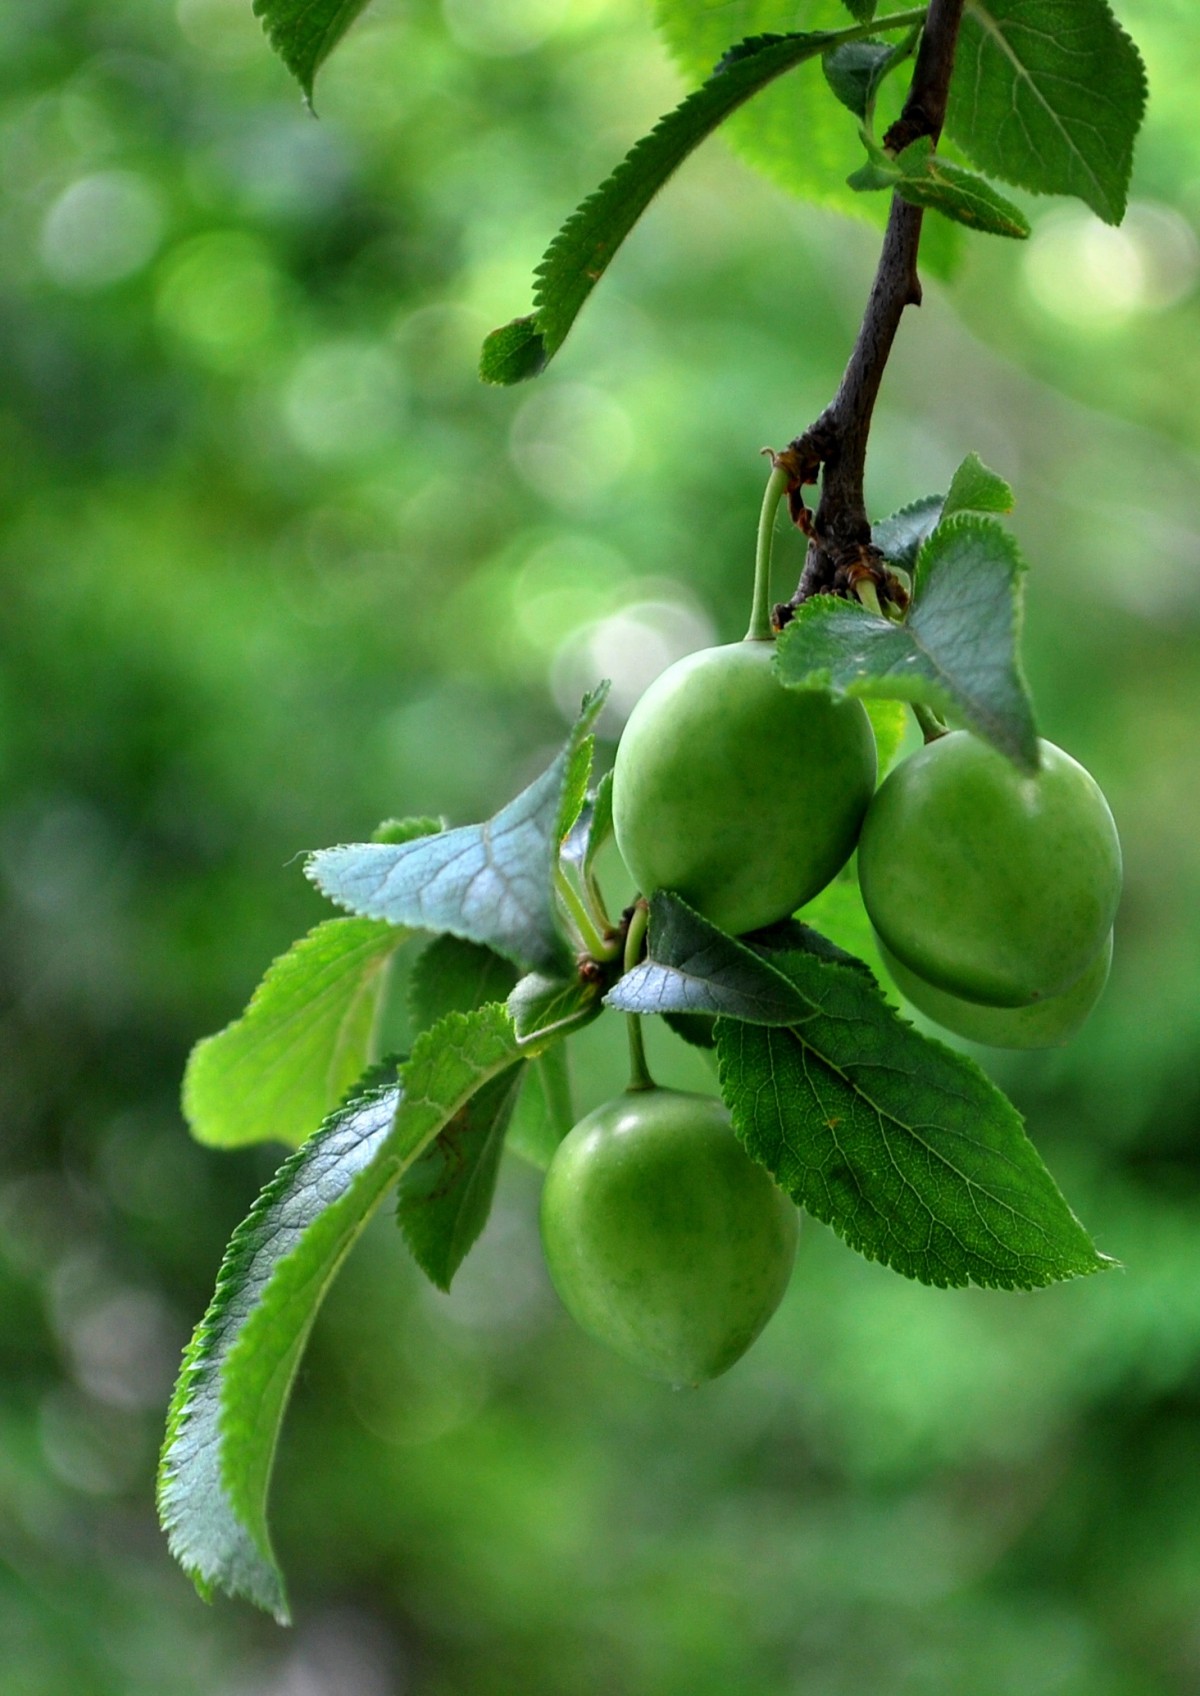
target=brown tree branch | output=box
[776,0,966,617]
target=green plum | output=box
[858,731,1121,1006]
[879,932,1112,1049]
[539,1087,798,1385]
[612,641,876,936]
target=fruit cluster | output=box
[539,636,1121,1386]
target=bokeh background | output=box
[3,0,1200,1691]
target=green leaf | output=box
[409,935,518,1034]
[873,493,943,571]
[160,1004,545,1618]
[893,138,1031,238]
[652,2,963,271]
[823,40,897,120]
[942,451,1014,518]
[663,1011,718,1051]
[776,514,1040,771]
[507,1044,576,1169]
[842,0,879,21]
[307,685,608,972]
[252,0,374,103]
[508,969,604,1041]
[715,944,1112,1290]
[562,768,614,884]
[481,23,899,384]
[372,816,442,846]
[865,698,908,775]
[396,1063,525,1290]
[945,0,1147,225]
[182,918,403,1151]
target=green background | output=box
[2,1,1199,1690]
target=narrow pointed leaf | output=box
[776,514,1039,771]
[252,0,374,102]
[397,1064,524,1290]
[160,1003,550,1619]
[942,452,1014,518]
[183,918,403,1151]
[893,139,1031,238]
[946,0,1147,225]
[307,685,608,971]
[481,25,886,384]
[716,943,1112,1290]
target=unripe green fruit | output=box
[879,931,1112,1050]
[858,731,1121,1006]
[539,1087,798,1385]
[612,642,877,936]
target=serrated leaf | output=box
[715,945,1111,1290]
[508,969,604,1041]
[409,935,518,1034]
[397,1063,524,1290]
[946,0,1147,225]
[893,138,1031,238]
[481,22,900,384]
[776,514,1039,771]
[873,493,943,571]
[182,919,403,1151]
[561,768,614,884]
[942,451,1014,518]
[252,0,374,102]
[652,2,962,278]
[605,891,822,1024]
[507,1044,576,1169]
[160,1004,550,1618]
[842,0,879,20]
[307,686,608,972]
[372,816,442,846]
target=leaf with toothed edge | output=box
[873,494,944,572]
[942,451,1014,518]
[252,0,375,102]
[159,1001,564,1619]
[776,514,1040,771]
[481,25,900,384]
[892,139,1031,239]
[306,685,608,972]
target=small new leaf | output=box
[893,138,1031,238]
[160,1004,541,1618]
[252,0,374,102]
[946,0,1147,225]
[823,41,895,120]
[183,918,403,1150]
[776,514,1039,771]
[942,452,1014,519]
[307,686,608,972]
[481,27,879,384]
[716,944,1112,1290]
[372,816,442,846]
[873,493,944,571]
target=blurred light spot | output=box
[40,171,164,291]
[283,341,408,461]
[509,383,634,507]
[512,533,631,651]
[54,1273,181,1411]
[156,231,279,368]
[442,0,569,57]
[176,0,263,62]
[228,1609,402,1696]
[552,590,716,730]
[38,1388,147,1497]
[1023,201,1199,331]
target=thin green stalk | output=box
[745,462,791,642]
[622,901,654,1092]
[912,701,948,743]
[556,865,615,960]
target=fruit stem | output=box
[911,701,948,743]
[555,865,617,960]
[745,462,790,643]
[623,900,655,1092]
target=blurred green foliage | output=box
[2,0,1200,1691]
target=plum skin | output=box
[878,932,1112,1049]
[858,731,1121,1007]
[612,642,877,937]
[539,1087,798,1386]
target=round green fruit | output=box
[858,731,1121,1006]
[879,931,1112,1050]
[612,642,876,936]
[539,1087,798,1385]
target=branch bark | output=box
[777,0,966,615]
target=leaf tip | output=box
[480,317,547,385]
